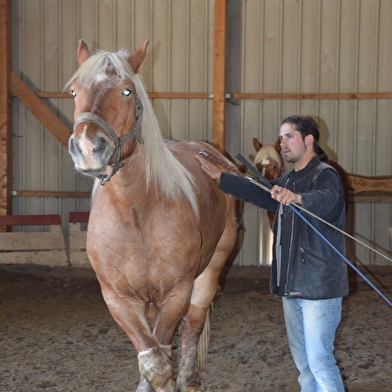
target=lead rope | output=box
[198,150,392,306]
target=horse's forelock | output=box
[67,50,135,88]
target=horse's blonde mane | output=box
[67,50,199,216]
[254,144,283,171]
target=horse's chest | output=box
[86,207,196,267]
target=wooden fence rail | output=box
[0,215,68,266]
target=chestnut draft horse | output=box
[67,40,239,392]
[252,137,349,229]
[252,138,284,228]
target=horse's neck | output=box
[95,147,151,206]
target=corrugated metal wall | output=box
[11,0,392,266]
[225,0,392,267]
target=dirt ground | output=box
[0,264,391,392]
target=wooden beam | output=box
[344,173,392,202]
[213,0,227,153]
[11,190,91,198]
[232,92,392,100]
[0,214,62,226]
[38,92,212,99]
[10,72,72,148]
[37,91,392,100]
[0,0,12,221]
[69,211,90,223]
[347,173,392,194]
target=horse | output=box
[252,137,284,228]
[252,137,349,229]
[67,40,240,392]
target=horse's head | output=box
[68,40,149,183]
[253,138,284,181]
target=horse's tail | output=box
[197,304,212,372]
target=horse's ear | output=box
[77,40,91,64]
[274,138,282,153]
[129,41,149,73]
[252,138,263,152]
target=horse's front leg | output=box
[99,285,176,392]
[137,345,176,392]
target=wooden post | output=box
[213,0,227,153]
[0,0,12,222]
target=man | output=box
[196,115,348,392]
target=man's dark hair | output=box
[281,115,320,152]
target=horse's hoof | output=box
[136,377,175,392]
[184,387,202,392]
[135,373,154,392]
[176,379,202,392]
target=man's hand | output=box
[195,154,223,180]
[271,185,302,206]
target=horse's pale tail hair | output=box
[197,304,212,372]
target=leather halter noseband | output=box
[73,96,144,184]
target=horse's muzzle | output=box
[68,131,113,177]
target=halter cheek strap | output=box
[73,96,144,185]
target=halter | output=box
[73,96,144,184]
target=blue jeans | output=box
[282,297,345,392]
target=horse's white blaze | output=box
[260,158,271,176]
[78,129,95,157]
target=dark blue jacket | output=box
[219,155,349,300]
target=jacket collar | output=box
[289,155,321,181]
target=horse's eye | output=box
[71,90,76,98]
[122,88,132,97]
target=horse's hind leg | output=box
[177,218,237,392]
[177,265,225,392]
[177,302,208,392]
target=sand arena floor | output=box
[0,264,391,392]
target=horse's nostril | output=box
[69,138,76,152]
[69,137,82,154]
[93,137,107,153]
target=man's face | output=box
[279,123,307,164]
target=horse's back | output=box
[166,138,236,216]
[165,139,226,186]
[166,139,235,213]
